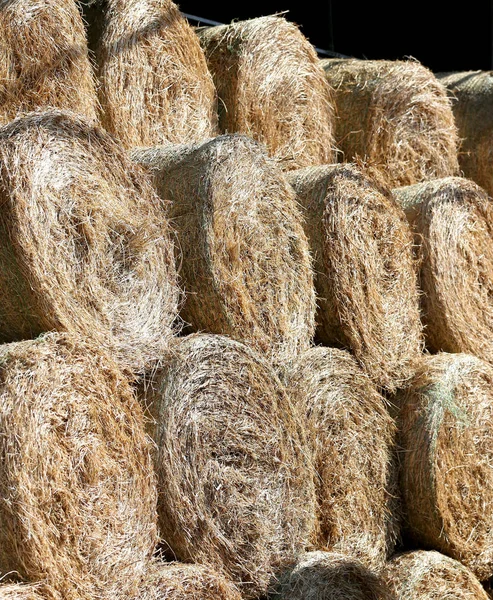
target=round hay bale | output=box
[394,177,493,362]
[396,352,493,580]
[0,0,98,125]
[321,58,459,188]
[0,332,158,599]
[198,16,335,171]
[0,109,180,374]
[287,163,423,392]
[286,347,399,571]
[141,333,316,600]
[383,551,490,600]
[272,551,392,600]
[96,0,219,149]
[133,134,316,366]
[437,71,493,197]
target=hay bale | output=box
[321,58,459,187]
[272,551,392,600]
[394,177,493,361]
[141,333,316,600]
[0,584,44,600]
[396,352,493,580]
[198,16,335,171]
[437,71,493,197]
[287,163,423,392]
[0,332,158,599]
[133,135,315,365]
[0,0,98,125]
[0,109,180,374]
[96,0,218,149]
[286,347,399,571]
[383,551,490,600]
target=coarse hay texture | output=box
[285,347,399,572]
[383,550,490,600]
[396,353,493,580]
[394,177,493,362]
[0,109,180,375]
[96,0,219,149]
[133,135,316,366]
[321,58,459,188]
[0,332,158,600]
[437,71,493,197]
[140,333,317,600]
[0,0,98,125]
[0,584,45,600]
[136,561,242,600]
[271,551,393,600]
[287,163,423,392]
[198,15,335,171]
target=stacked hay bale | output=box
[140,333,316,599]
[394,177,493,362]
[0,109,180,374]
[396,352,493,580]
[286,347,399,571]
[133,134,316,366]
[96,0,219,148]
[287,163,423,392]
[322,58,459,187]
[0,0,98,124]
[198,16,335,171]
[437,71,493,197]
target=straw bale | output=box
[97,0,218,149]
[198,15,335,171]
[396,353,493,580]
[0,0,98,125]
[133,134,315,365]
[286,347,399,571]
[287,163,423,392]
[0,332,158,600]
[438,71,493,197]
[394,177,493,361]
[141,333,316,599]
[322,58,459,187]
[383,551,490,600]
[0,109,180,374]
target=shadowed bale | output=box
[198,15,335,171]
[383,551,490,600]
[0,109,180,374]
[140,333,316,600]
[396,353,493,580]
[286,347,399,571]
[133,135,316,365]
[96,0,218,149]
[394,177,493,362]
[0,0,98,125]
[287,163,423,392]
[0,333,158,600]
[322,58,459,187]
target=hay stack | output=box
[141,333,316,600]
[321,58,459,187]
[383,551,490,600]
[133,135,315,365]
[0,332,158,600]
[198,16,335,171]
[0,109,180,374]
[394,177,493,362]
[272,551,392,600]
[287,163,423,392]
[0,0,98,125]
[96,0,218,149]
[286,347,399,571]
[437,71,493,197]
[397,352,493,580]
